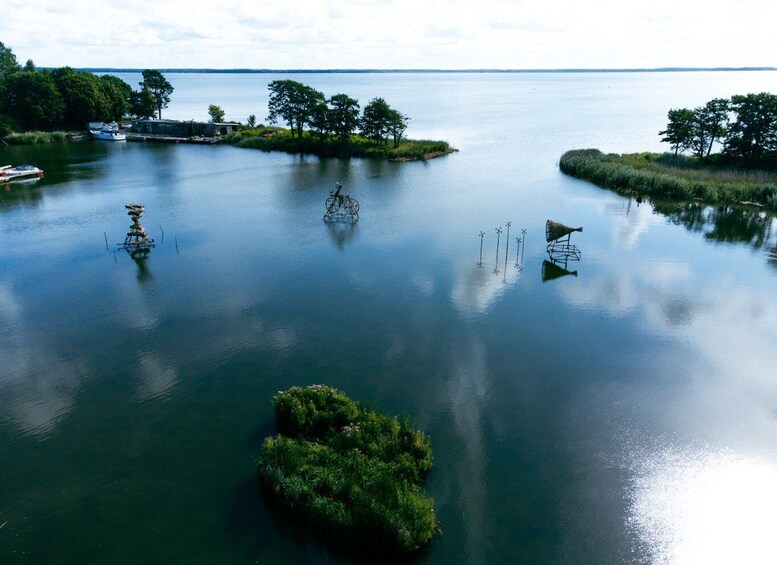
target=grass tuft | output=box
[257,385,438,553]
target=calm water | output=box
[2,72,777,564]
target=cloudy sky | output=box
[2,0,775,69]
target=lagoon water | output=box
[2,71,777,563]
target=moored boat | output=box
[91,126,127,141]
[0,164,44,182]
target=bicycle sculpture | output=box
[545,219,582,263]
[323,183,359,223]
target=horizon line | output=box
[68,66,777,74]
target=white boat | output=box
[0,164,44,182]
[91,127,126,141]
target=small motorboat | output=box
[91,126,127,141]
[0,164,44,182]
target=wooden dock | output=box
[125,133,221,145]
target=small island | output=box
[257,385,438,553]
[560,93,777,211]
[223,79,454,161]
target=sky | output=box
[2,0,775,70]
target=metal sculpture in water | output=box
[545,219,582,264]
[122,203,155,256]
[323,183,359,223]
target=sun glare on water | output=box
[629,449,777,565]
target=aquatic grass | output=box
[560,149,777,211]
[257,385,437,553]
[3,131,77,145]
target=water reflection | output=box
[0,279,84,437]
[541,259,578,283]
[325,220,359,250]
[653,201,777,267]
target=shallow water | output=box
[2,71,777,563]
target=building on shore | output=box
[131,119,240,137]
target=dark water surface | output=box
[2,72,777,564]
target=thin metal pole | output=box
[521,229,527,264]
[494,227,502,273]
[175,235,179,254]
[104,231,109,250]
[515,237,521,265]
[504,221,511,273]
[478,231,485,266]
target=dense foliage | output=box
[257,385,438,553]
[0,42,174,134]
[560,149,777,211]
[223,127,451,161]
[660,92,777,167]
[265,80,410,148]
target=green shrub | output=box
[257,385,437,553]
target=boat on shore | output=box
[91,127,127,141]
[1,164,44,182]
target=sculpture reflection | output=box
[325,220,358,250]
[541,259,578,282]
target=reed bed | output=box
[560,149,777,210]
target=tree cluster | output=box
[660,92,777,165]
[0,42,174,133]
[266,80,409,147]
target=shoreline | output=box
[2,129,456,161]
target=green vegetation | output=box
[0,41,175,134]
[140,70,174,120]
[208,104,225,123]
[224,126,452,160]
[257,385,438,553]
[660,92,777,166]
[560,149,777,210]
[3,131,77,144]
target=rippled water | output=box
[2,71,777,563]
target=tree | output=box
[659,108,695,156]
[387,109,409,148]
[140,70,173,119]
[307,99,330,139]
[51,67,110,127]
[23,59,36,72]
[0,42,21,115]
[724,92,777,163]
[694,98,729,157]
[360,97,393,143]
[246,114,257,128]
[0,41,20,80]
[266,80,325,139]
[99,75,132,121]
[4,71,65,130]
[130,87,157,119]
[208,104,225,123]
[328,94,360,142]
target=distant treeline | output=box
[66,67,777,74]
[660,92,777,168]
[0,42,173,135]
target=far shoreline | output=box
[77,67,777,74]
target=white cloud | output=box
[2,0,775,69]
